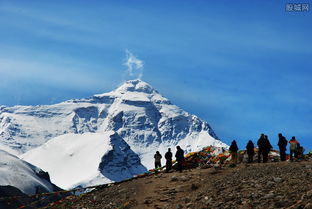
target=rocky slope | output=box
[45,159,312,209]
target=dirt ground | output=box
[43,159,312,209]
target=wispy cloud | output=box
[0,57,114,92]
[123,49,144,80]
[0,4,108,48]
[0,4,80,29]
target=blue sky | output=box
[0,0,311,150]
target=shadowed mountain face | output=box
[0,185,32,209]
[1,79,227,171]
[99,132,147,182]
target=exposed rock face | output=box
[0,185,32,209]
[99,132,147,182]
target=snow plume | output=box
[123,49,144,79]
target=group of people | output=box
[154,133,304,173]
[229,133,305,164]
[154,146,185,173]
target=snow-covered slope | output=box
[21,131,147,189]
[0,150,57,195]
[1,79,227,170]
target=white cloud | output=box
[123,49,144,80]
[0,57,112,91]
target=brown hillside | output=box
[44,159,312,209]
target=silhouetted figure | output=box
[246,140,255,163]
[289,136,298,161]
[229,140,239,164]
[263,135,272,163]
[278,133,288,161]
[294,143,304,160]
[154,151,162,169]
[257,134,272,163]
[175,146,185,173]
[257,134,265,163]
[165,148,173,172]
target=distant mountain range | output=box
[0,79,227,189]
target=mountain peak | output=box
[1,77,227,188]
[93,79,156,99]
[115,79,155,94]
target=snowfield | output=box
[0,150,55,195]
[21,131,147,189]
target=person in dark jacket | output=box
[294,143,304,160]
[154,151,162,169]
[257,134,272,163]
[278,133,288,161]
[165,148,173,172]
[257,134,265,163]
[263,135,272,163]
[229,140,239,164]
[246,140,255,163]
[175,146,185,173]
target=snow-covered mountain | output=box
[21,131,147,189]
[1,79,227,188]
[0,150,59,195]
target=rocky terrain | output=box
[42,158,312,209]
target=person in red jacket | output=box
[289,136,298,161]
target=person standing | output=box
[165,148,173,172]
[154,151,162,169]
[262,135,272,163]
[229,140,239,164]
[278,133,288,161]
[246,140,255,163]
[289,136,299,161]
[257,134,272,163]
[175,146,185,173]
[295,143,305,160]
[257,134,265,163]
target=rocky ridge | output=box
[44,159,312,209]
